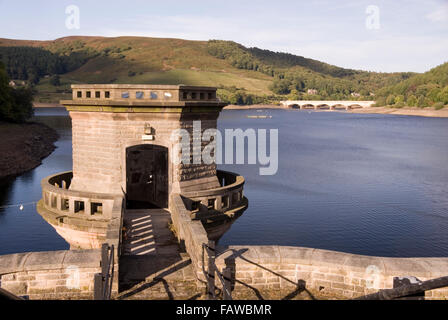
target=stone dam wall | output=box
[170,194,448,299]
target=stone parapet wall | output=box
[0,250,102,300]
[38,172,124,251]
[213,246,448,300]
[182,170,246,216]
[169,194,208,281]
[41,171,117,220]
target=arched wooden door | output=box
[126,144,168,208]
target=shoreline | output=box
[224,104,288,110]
[348,106,448,118]
[33,102,63,108]
[224,104,448,118]
[0,122,59,179]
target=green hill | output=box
[0,36,419,104]
[375,62,448,109]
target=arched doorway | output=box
[126,144,168,208]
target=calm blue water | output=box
[1,107,448,257]
[0,108,72,254]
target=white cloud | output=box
[281,34,448,72]
[425,3,448,22]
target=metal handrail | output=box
[94,244,115,300]
[354,275,448,300]
[0,287,25,300]
[202,240,232,300]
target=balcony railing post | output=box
[206,240,216,300]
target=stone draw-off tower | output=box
[37,85,247,249]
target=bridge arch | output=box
[301,104,314,110]
[332,104,347,110]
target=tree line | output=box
[374,62,448,109]
[0,61,33,122]
[0,45,95,84]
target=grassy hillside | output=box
[0,36,420,104]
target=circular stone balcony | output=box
[37,170,247,249]
[181,170,248,221]
[37,171,123,250]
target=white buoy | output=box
[19,205,24,211]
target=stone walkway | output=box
[122,209,177,256]
[118,209,200,299]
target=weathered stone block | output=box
[1,282,27,295]
[331,282,354,291]
[1,273,16,281]
[326,274,345,282]
[28,287,56,294]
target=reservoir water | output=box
[1,107,448,257]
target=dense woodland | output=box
[374,62,448,109]
[0,45,95,84]
[0,61,33,122]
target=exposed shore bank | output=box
[0,122,58,179]
[348,106,448,118]
[225,104,448,118]
[224,104,288,110]
[33,102,63,108]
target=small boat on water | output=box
[246,115,272,119]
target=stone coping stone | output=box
[61,100,227,108]
[70,84,217,90]
[0,249,101,275]
[214,245,448,277]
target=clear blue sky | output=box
[0,0,447,72]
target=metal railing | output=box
[202,240,232,300]
[354,275,448,300]
[0,287,26,300]
[94,244,115,300]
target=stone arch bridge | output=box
[280,100,375,110]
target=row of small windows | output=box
[77,91,110,99]
[182,92,215,100]
[76,90,216,100]
[76,90,172,100]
